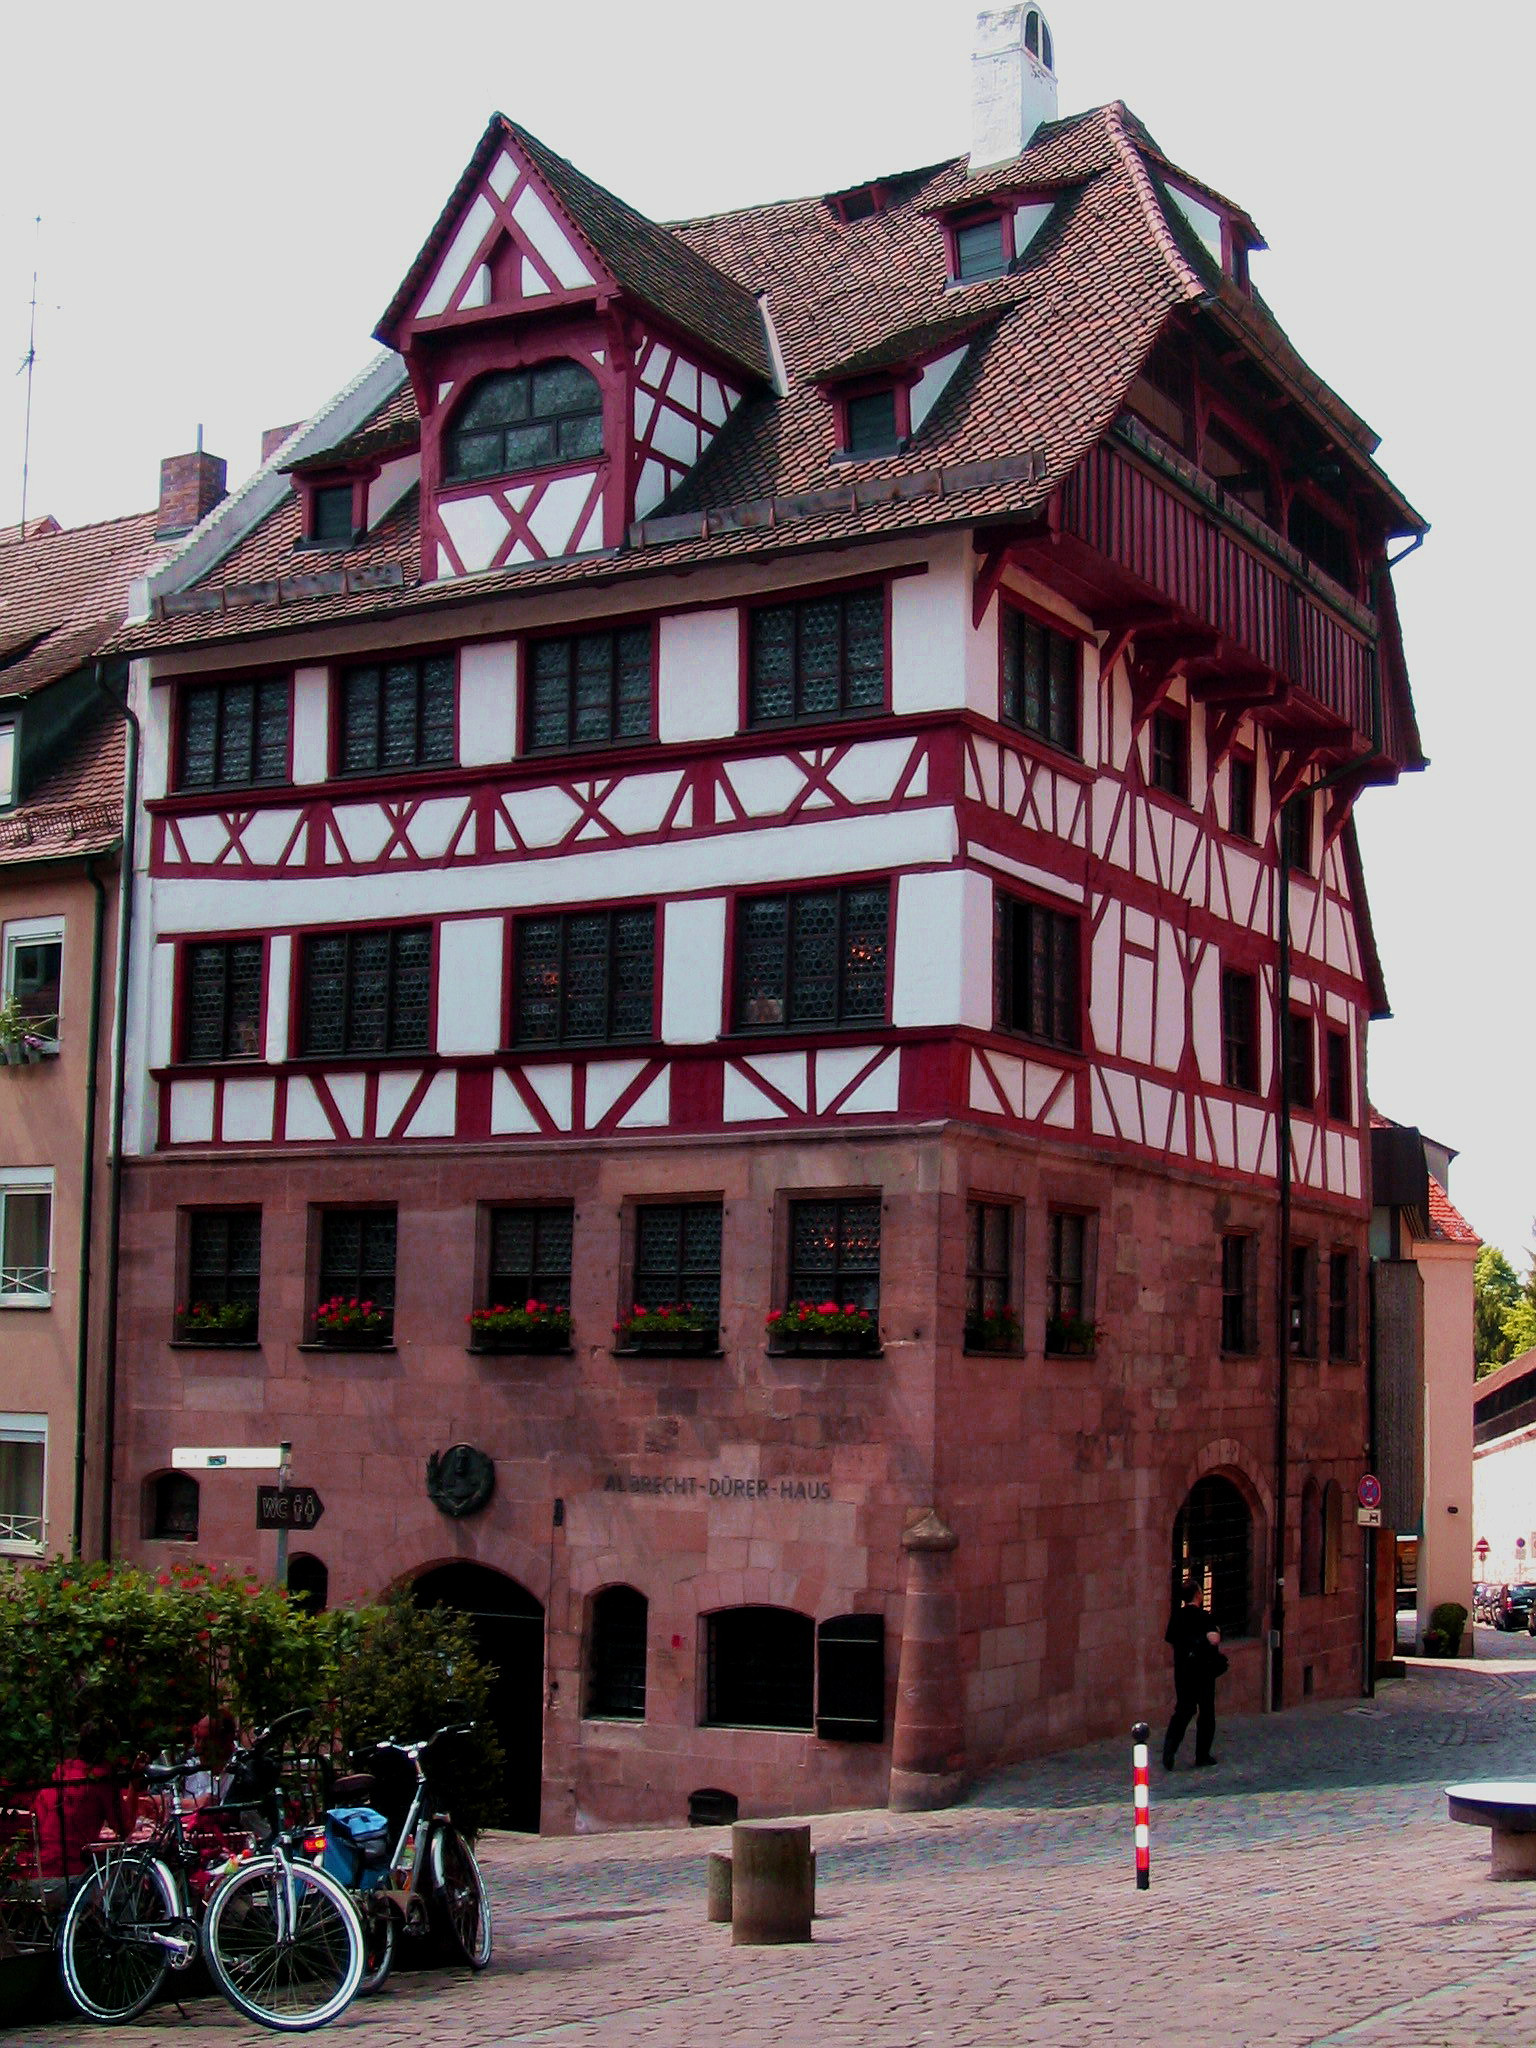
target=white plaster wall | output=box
[291,668,330,785]
[658,611,739,743]
[140,664,171,803]
[264,937,292,1064]
[1474,1428,1536,1584]
[892,868,987,1029]
[661,897,726,1042]
[366,453,420,531]
[892,540,970,714]
[436,918,504,1053]
[458,640,518,766]
[1416,1236,1478,1646]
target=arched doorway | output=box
[411,1563,545,1832]
[1172,1475,1255,1637]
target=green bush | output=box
[1429,1602,1469,1653]
[0,1563,504,1835]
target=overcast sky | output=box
[2,0,1529,1264]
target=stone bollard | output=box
[730,1822,813,1945]
[706,1851,733,1922]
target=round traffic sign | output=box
[1476,1538,1491,1557]
[1357,1474,1382,1510]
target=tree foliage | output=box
[1475,1246,1525,1374]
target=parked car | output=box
[1474,1582,1502,1624]
[1497,1584,1536,1631]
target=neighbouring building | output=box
[0,467,217,1562]
[1370,1117,1479,1657]
[1472,1348,1536,1594]
[111,8,1426,1829]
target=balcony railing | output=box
[0,1511,45,1549]
[0,1265,50,1305]
[1062,426,1394,760]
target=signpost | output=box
[172,1441,298,1587]
[255,1487,325,1532]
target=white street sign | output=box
[172,1446,285,1471]
[1357,1506,1382,1527]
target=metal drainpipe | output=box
[71,854,110,1558]
[90,662,140,1562]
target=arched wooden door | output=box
[411,1563,545,1832]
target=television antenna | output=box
[16,215,40,540]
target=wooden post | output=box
[730,1822,812,1945]
[706,1852,732,1922]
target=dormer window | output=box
[954,215,1007,281]
[312,485,356,546]
[845,389,900,457]
[445,361,604,484]
[0,720,14,808]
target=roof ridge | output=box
[666,156,963,231]
[1100,102,1204,303]
[7,506,158,545]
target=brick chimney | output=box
[157,447,227,538]
[261,422,304,465]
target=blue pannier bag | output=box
[322,1806,391,1890]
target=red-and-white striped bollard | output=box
[1131,1721,1151,1889]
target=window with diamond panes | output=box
[1221,1233,1255,1353]
[186,1210,261,1326]
[445,362,604,483]
[317,1210,396,1330]
[788,1198,880,1314]
[340,656,455,775]
[632,1202,722,1320]
[1221,968,1258,1094]
[488,1206,573,1307]
[734,884,888,1031]
[513,908,654,1046]
[183,941,263,1062]
[586,1585,648,1720]
[1001,611,1078,753]
[300,927,431,1057]
[998,896,1079,1048]
[748,589,885,726]
[526,627,652,752]
[178,677,289,791]
[965,1200,1012,1327]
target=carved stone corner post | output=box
[888,1507,965,1813]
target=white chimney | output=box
[969,6,1058,173]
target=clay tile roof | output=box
[1428,1177,1481,1246]
[0,509,168,700]
[377,114,773,385]
[0,705,125,866]
[807,307,1002,384]
[284,382,421,474]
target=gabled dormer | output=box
[375,115,771,583]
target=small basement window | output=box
[844,389,899,456]
[954,216,1007,280]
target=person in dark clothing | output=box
[1163,1575,1222,1769]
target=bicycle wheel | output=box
[358,1891,396,1995]
[203,1855,364,2032]
[430,1824,492,1969]
[59,1855,179,2023]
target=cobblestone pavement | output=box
[25,1633,1536,2047]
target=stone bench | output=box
[1446,1782,1536,1878]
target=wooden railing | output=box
[1062,431,1390,759]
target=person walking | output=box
[1162,1575,1223,1770]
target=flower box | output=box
[175,1302,258,1346]
[767,1302,879,1355]
[313,1297,391,1346]
[467,1302,571,1353]
[965,1308,1025,1354]
[1045,1315,1101,1357]
[614,1305,718,1353]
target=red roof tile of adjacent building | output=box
[1428,1178,1481,1246]
[121,103,1425,665]
[0,708,125,866]
[1,510,168,699]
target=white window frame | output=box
[0,1166,54,1307]
[0,719,15,808]
[3,915,64,1049]
[0,1412,46,1553]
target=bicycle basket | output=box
[321,1807,391,1891]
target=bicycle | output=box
[59,1708,365,2032]
[325,1720,492,1989]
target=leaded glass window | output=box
[513,909,654,1045]
[632,1202,722,1318]
[1221,1233,1255,1353]
[734,884,888,1030]
[1328,1249,1355,1361]
[998,896,1079,1048]
[1001,611,1078,753]
[317,1209,396,1319]
[1150,708,1189,800]
[488,1206,574,1305]
[1221,969,1258,1094]
[1285,1010,1315,1109]
[1326,1028,1352,1121]
[788,1197,880,1313]
[1228,755,1256,839]
[965,1200,1012,1322]
[340,657,456,775]
[300,927,431,1056]
[187,1210,261,1319]
[1289,1242,1318,1357]
[1046,1211,1087,1327]
[445,362,604,482]
[178,677,290,790]
[183,941,263,1062]
[526,628,652,751]
[748,589,885,725]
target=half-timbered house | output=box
[113,8,1424,1828]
